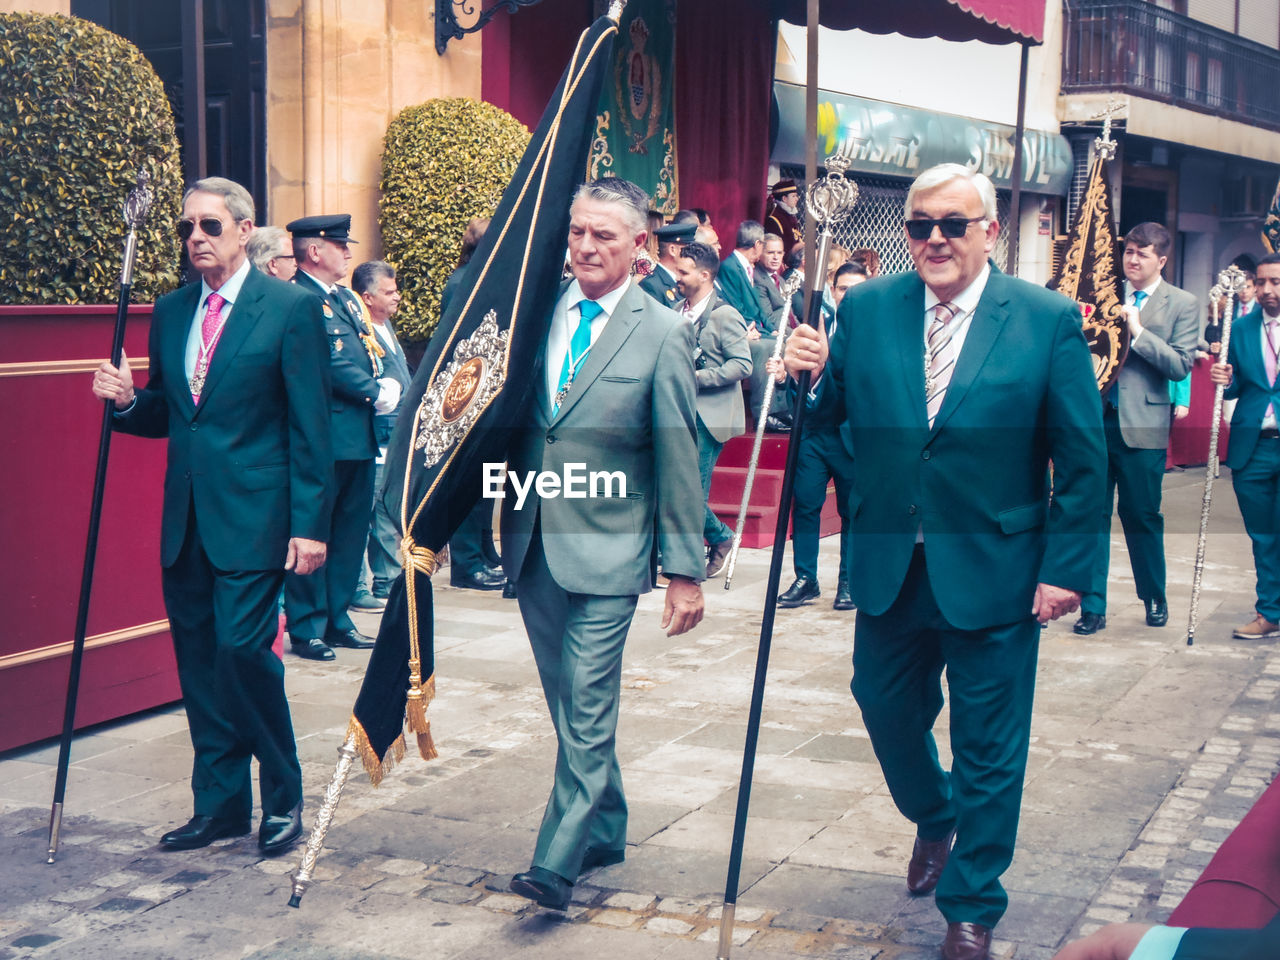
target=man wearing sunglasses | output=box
[284,214,401,661]
[785,163,1105,960]
[91,177,333,856]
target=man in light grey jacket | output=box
[1075,221,1199,635]
[674,240,753,578]
[500,178,706,912]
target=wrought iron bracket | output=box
[436,0,544,55]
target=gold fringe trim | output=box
[346,716,406,788]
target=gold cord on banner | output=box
[400,537,440,762]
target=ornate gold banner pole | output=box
[1186,266,1247,646]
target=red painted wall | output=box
[0,306,180,752]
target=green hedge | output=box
[379,97,530,343]
[0,12,182,304]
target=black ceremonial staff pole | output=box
[47,169,154,864]
[715,157,859,959]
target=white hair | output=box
[904,163,998,222]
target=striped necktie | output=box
[925,301,959,428]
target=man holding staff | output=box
[1210,253,1280,640]
[784,163,1105,960]
[90,177,332,855]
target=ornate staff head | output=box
[1218,264,1248,320]
[1093,97,1123,162]
[119,167,153,286]
[123,167,153,232]
[805,154,860,236]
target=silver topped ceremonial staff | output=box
[723,271,803,588]
[1186,266,1247,646]
[47,169,153,864]
[716,157,858,959]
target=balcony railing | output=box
[1062,0,1280,132]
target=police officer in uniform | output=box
[639,220,695,306]
[285,214,401,660]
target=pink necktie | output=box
[926,302,959,427]
[191,292,226,404]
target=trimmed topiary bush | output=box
[0,12,182,304]
[380,97,530,343]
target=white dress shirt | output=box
[544,277,631,403]
[185,258,252,381]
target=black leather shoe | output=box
[291,637,336,661]
[258,801,303,855]
[765,415,792,433]
[1145,598,1169,627]
[580,845,625,874]
[509,866,571,910]
[777,577,820,608]
[833,579,855,611]
[159,815,250,850]
[1073,612,1106,635]
[450,567,506,591]
[502,579,517,600]
[325,628,375,649]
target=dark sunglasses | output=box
[177,217,229,240]
[904,216,985,241]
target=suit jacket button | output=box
[908,504,917,515]
[546,434,557,443]
[189,423,198,431]
[921,450,931,460]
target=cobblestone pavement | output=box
[2,470,1276,959]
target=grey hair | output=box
[184,176,255,224]
[246,225,288,272]
[735,219,764,250]
[904,163,997,222]
[762,232,784,248]
[571,177,650,237]
[352,259,396,296]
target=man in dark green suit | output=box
[785,164,1106,960]
[502,178,706,912]
[91,177,333,855]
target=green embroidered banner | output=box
[589,0,679,214]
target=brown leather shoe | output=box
[906,828,955,894]
[942,921,992,960]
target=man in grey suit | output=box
[1075,222,1198,635]
[501,177,706,911]
[674,240,753,578]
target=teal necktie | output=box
[554,299,602,413]
[1133,290,1148,308]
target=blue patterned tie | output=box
[554,299,602,413]
[1133,290,1148,309]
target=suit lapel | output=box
[893,276,929,432]
[166,283,202,419]
[930,275,1010,435]
[550,283,642,425]
[1236,308,1266,387]
[194,269,264,414]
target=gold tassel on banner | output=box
[399,537,440,762]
